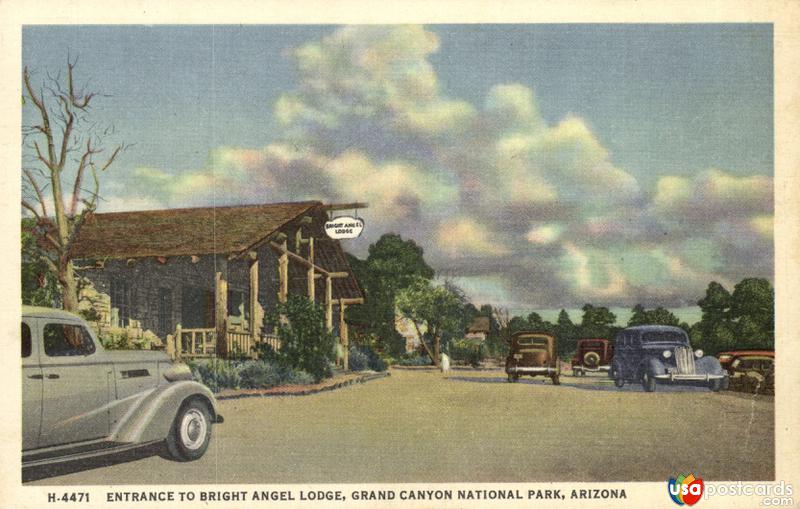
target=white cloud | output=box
[96,25,772,309]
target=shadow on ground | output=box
[446,375,721,392]
[23,442,168,483]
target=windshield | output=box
[516,336,549,348]
[641,330,688,345]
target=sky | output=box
[21,24,773,318]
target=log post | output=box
[215,258,229,358]
[278,239,288,303]
[307,236,315,302]
[325,276,333,331]
[339,299,349,370]
[248,251,259,338]
[175,324,182,360]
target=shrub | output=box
[348,347,369,371]
[264,295,336,382]
[189,358,316,392]
[450,340,485,368]
[238,360,282,389]
[188,358,242,393]
[348,345,388,372]
[396,353,432,366]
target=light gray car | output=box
[22,306,222,468]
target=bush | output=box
[348,347,369,371]
[396,353,432,366]
[348,345,388,372]
[450,340,486,368]
[264,296,336,382]
[189,358,242,393]
[189,358,316,393]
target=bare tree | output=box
[22,58,124,312]
[493,307,511,343]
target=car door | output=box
[38,320,112,448]
[628,331,644,377]
[614,333,628,377]
[22,319,42,451]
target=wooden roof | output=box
[467,316,491,334]
[72,201,320,259]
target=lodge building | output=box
[70,201,363,366]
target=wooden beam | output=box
[332,298,364,306]
[278,239,288,304]
[268,241,350,278]
[307,236,315,302]
[249,254,259,337]
[323,202,369,211]
[215,263,228,358]
[339,298,349,370]
[325,276,333,331]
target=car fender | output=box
[641,357,664,377]
[695,356,725,375]
[112,380,220,444]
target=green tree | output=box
[697,281,732,345]
[526,312,553,331]
[628,304,648,326]
[628,305,680,327]
[480,304,505,358]
[730,278,774,347]
[396,278,465,367]
[579,304,616,339]
[22,219,59,306]
[555,309,577,359]
[346,234,434,355]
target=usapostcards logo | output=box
[668,474,705,506]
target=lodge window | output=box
[110,279,134,326]
[157,288,173,336]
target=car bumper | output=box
[506,366,558,375]
[654,373,726,382]
[573,365,610,372]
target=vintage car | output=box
[724,351,775,395]
[571,338,613,376]
[22,306,222,468]
[717,349,773,373]
[609,325,728,392]
[505,331,560,385]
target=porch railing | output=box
[169,325,282,360]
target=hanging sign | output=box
[324,216,364,239]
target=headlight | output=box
[163,363,194,382]
[694,349,703,358]
[662,350,672,359]
[513,354,522,360]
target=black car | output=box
[609,325,728,392]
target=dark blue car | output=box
[609,325,728,392]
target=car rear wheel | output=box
[709,378,723,392]
[166,399,212,461]
[642,372,656,392]
[551,374,560,385]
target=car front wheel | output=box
[611,367,624,387]
[642,372,656,392]
[166,399,213,461]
